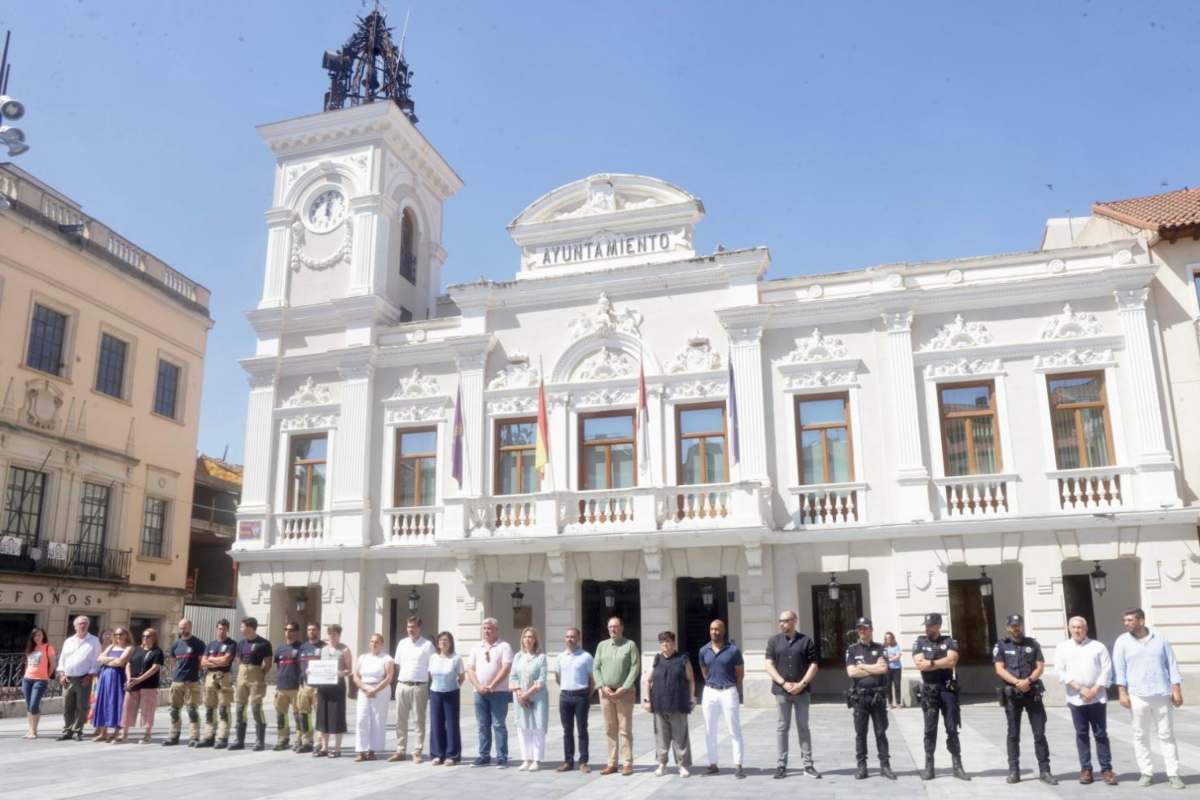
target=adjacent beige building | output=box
[0,162,212,649]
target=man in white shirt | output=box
[1055,616,1115,785]
[390,615,435,763]
[56,615,101,740]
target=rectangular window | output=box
[580,411,636,489]
[1193,270,1200,310]
[1048,372,1113,469]
[796,394,852,484]
[676,403,727,485]
[77,483,111,562]
[811,582,862,667]
[394,428,437,506]
[495,418,540,495]
[288,435,327,512]
[25,303,68,376]
[140,497,167,558]
[153,359,181,418]
[3,467,46,543]
[95,333,128,399]
[938,382,1001,476]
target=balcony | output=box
[382,506,441,545]
[1050,466,1129,511]
[274,511,328,546]
[0,539,131,582]
[191,501,237,535]
[787,482,867,528]
[934,473,1016,517]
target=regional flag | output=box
[637,357,650,477]
[451,384,464,486]
[535,377,550,481]
[728,356,740,465]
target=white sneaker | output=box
[655,765,665,777]
[679,765,690,778]
[529,762,540,772]
[517,761,529,771]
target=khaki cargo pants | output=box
[235,664,267,726]
[202,670,235,741]
[274,688,299,741]
[296,685,318,745]
[169,680,202,740]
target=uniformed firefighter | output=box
[229,616,272,751]
[994,613,1057,785]
[295,623,325,754]
[844,617,896,781]
[272,622,304,751]
[164,618,205,746]
[197,618,236,748]
[912,612,969,781]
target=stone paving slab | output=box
[0,700,1195,800]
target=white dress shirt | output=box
[58,633,101,677]
[393,636,435,682]
[1055,636,1112,706]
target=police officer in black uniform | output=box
[913,612,969,781]
[993,613,1057,785]
[844,617,896,781]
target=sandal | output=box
[354,752,367,763]
[313,748,327,758]
[330,749,341,759]
[141,732,153,744]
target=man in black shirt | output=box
[272,623,303,751]
[845,617,896,780]
[913,612,969,781]
[764,609,821,780]
[994,613,1056,785]
[197,618,236,749]
[164,618,205,746]
[229,617,272,751]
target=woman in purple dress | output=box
[91,628,133,741]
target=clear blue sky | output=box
[3,2,1196,462]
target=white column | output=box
[454,345,490,497]
[330,359,374,545]
[1114,287,1179,507]
[549,392,570,492]
[347,196,382,296]
[721,309,771,482]
[648,386,666,485]
[239,370,277,518]
[881,311,932,520]
[258,209,293,309]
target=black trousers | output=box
[1005,691,1050,770]
[853,691,890,765]
[921,686,961,756]
[559,689,590,765]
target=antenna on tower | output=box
[398,9,411,58]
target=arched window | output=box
[399,208,417,284]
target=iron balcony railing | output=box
[0,538,132,582]
[0,652,64,701]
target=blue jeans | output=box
[23,679,48,714]
[1069,702,1112,772]
[430,690,461,761]
[474,690,511,761]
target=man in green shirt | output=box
[593,616,640,776]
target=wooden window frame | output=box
[394,426,438,507]
[578,410,637,490]
[287,434,328,512]
[675,402,728,486]
[937,380,1002,476]
[794,392,853,485]
[140,496,168,558]
[1046,371,1115,469]
[494,417,539,495]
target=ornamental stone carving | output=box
[881,311,913,332]
[922,315,993,351]
[486,395,538,415]
[290,216,353,271]
[487,354,540,390]
[923,358,1003,379]
[664,379,726,400]
[575,387,636,408]
[574,347,636,381]
[282,376,332,408]
[385,403,445,423]
[22,378,63,431]
[567,292,643,342]
[783,369,858,389]
[668,334,722,373]
[1041,304,1102,340]
[280,412,339,431]
[784,328,847,363]
[388,368,440,400]
[1034,348,1115,371]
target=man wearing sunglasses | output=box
[467,617,514,767]
[764,609,821,780]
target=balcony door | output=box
[76,483,111,573]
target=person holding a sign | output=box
[314,623,352,758]
[295,623,325,754]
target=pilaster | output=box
[258,208,293,309]
[239,369,277,518]
[330,357,374,545]
[347,195,382,296]
[549,392,570,491]
[450,336,495,497]
[718,307,772,482]
[881,310,932,520]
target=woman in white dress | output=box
[509,627,548,771]
[352,633,395,762]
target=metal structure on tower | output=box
[321,8,417,123]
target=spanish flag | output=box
[535,376,550,483]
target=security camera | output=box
[0,95,23,120]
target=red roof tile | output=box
[1093,187,1200,237]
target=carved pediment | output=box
[922,315,992,351]
[1041,304,1102,340]
[282,376,332,408]
[388,368,440,400]
[566,293,643,342]
[573,347,636,382]
[667,334,722,373]
[488,354,540,390]
[784,328,847,363]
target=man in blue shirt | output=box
[552,627,594,773]
[699,619,745,779]
[273,624,304,752]
[164,618,205,747]
[1112,607,1184,789]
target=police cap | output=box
[1006,613,1024,625]
[854,617,873,628]
[923,612,943,626]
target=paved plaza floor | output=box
[0,699,1196,800]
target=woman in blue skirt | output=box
[91,628,133,742]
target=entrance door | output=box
[677,577,729,696]
[1063,573,1098,640]
[0,613,36,652]
[948,578,997,665]
[581,579,641,701]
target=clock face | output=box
[307,189,346,232]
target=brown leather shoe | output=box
[387,752,406,763]
[556,763,573,772]
[600,764,618,776]
[1081,769,1094,784]
[622,764,634,776]
[580,763,591,774]
[354,753,368,763]
[1102,770,1119,786]
[413,754,423,765]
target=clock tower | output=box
[251,9,461,346]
